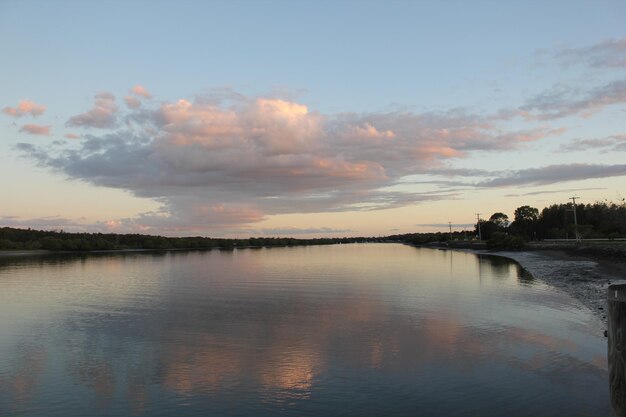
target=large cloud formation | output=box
[21,90,565,232]
[14,37,626,233]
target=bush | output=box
[486,232,526,250]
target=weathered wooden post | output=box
[608,284,626,416]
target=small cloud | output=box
[19,123,51,135]
[66,92,118,129]
[426,167,494,177]
[504,187,607,197]
[131,85,152,99]
[521,79,626,120]
[560,134,626,152]
[477,163,626,188]
[64,133,81,139]
[555,38,626,69]
[3,99,46,117]
[124,96,141,109]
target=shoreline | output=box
[472,248,625,327]
[405,242,626,327]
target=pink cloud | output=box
[20,90,573,232]
[342,123,396,141]
[2,100,46,117]
[19,124,51,135]
[131,85,152,99]
[103,203,266,233]
[124,96,141,109]
[158,98,323,155]
[417,146,464,160]
[66,92,118,128]
[64,133,81,139]
[159,99,243,145]
[496,127,567,144]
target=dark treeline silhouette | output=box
[0,227,383,251]
[468,200,626,246]
[1,200,625,252]
[390,200,626,250]
[489,200,626,242]
[386,231,472,245]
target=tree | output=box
[514,206,539,223]
[476,219,499,240]
[489,212,510,229]
[511,205,539,240]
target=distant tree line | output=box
[390,200,626,250]
[476,200,626,242]
[0,227,383,252]
[386,231,472,245]
[2,200,624,252]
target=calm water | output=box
[0,244,608,416]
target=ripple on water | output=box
[0,244,609,416]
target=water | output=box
[0,244,608,416]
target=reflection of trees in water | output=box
[0,251,171,272]
[517,268,535,284]
[477,255,514,279]
[476,254,534,284]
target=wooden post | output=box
[608,284,626,416]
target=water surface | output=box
[0,244,608,416]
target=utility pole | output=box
[449,221,452,240]
[476,213,482,241]
[570,196,580,242]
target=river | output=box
[0,243,608,416]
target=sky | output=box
[1,0,625,238]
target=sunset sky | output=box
[1,1,625,237]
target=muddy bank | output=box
[408,241,626,326]
[484,249,625,326]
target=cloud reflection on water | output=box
[0,245,609,416]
